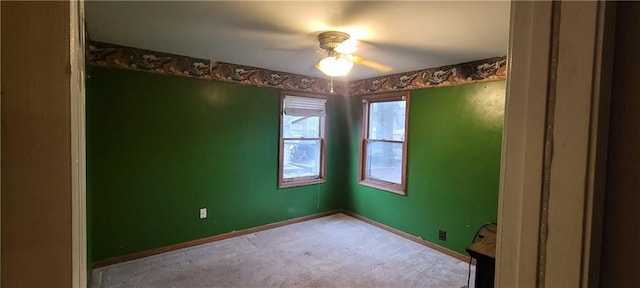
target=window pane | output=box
[283,139,321,179]
[368,100,406,141]
[282,115,320,138]
[365,141,403,184]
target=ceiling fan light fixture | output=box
[317,55,353,77]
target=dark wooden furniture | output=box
[466,224,497,288]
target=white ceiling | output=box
[85,1,511,81]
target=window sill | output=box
[279,178,325,189]
[359,179,406,195]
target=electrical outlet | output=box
[199,208,207,219]
[438,229,447,241]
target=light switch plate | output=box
[199,208,207,219]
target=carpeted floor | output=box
[92,213,475,288]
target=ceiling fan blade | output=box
[328,1,388,26]
[234,15,304,37]
[349,55,393,73]
[335,39,358,54]
[264,43,317,53]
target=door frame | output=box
[71,0,87,287]
[496,1,614,287]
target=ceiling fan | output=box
[315,31,392,77]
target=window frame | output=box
[278,91,327,188]
[359,91,409,195]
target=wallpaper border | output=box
[349,57,507,96]
[87,41,347,95]
[87,41,506,96]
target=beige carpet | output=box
[92,213,475,288]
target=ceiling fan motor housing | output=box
[318,31,350,51]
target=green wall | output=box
[344,81,505,255]
[87,65,505,264]
[86,67,346,262]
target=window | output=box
[279,93,326,188]
[360,92,409,195]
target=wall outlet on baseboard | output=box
[199,208,207,219]
[438,229,447,241]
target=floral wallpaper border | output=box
[87,41,346,95]
[87,41,506,96]
[349,56,507,96]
